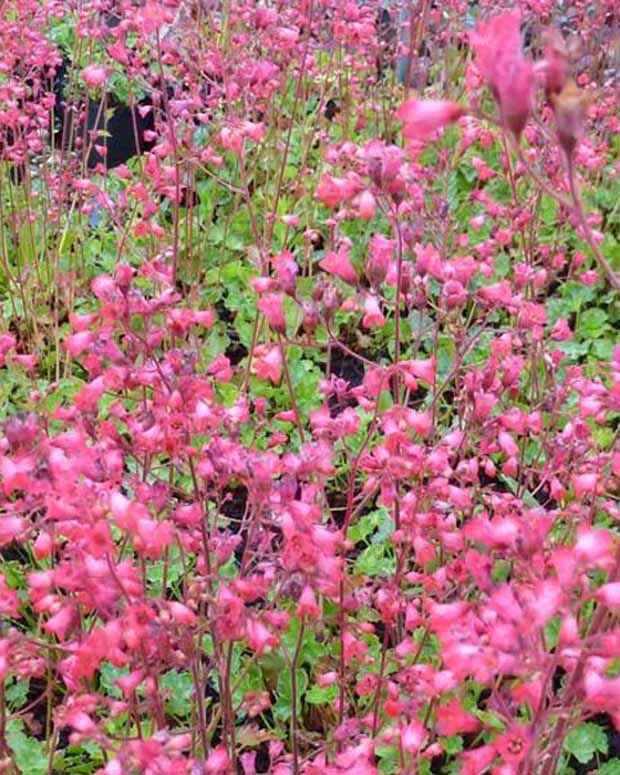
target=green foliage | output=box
[160,670,195,718]
[273,668,308,721]
[99,662,129,699]
[53,741,105,774]
[5,677,29,710]
[6,719,48,775]
[563,722,608,764]
[350,506,395,577]
[376,744,400,774]
[146,544,186,596]
[305,683,338,705]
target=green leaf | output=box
[578,308,608,339]
[599,760,620,775]
[281,617,324,667]
[474,709,505,731]
[592,339,614,360]
[273,668,308,721]
[544,616,562,651]
[348,512,381,544]
[354,542,395,577]
[440,735,464,755]
[146,545,185,593]
[232,660,265,707]
[306,684,338,704]
[491,560,512,584]
[160,670,195,717]
[6,719,48,775]
[99,662,129,699]
[5,678,29,710]
[563,722,608,764]
[377,389,393,412]
[376,744,400,775]
[606,658,620,678]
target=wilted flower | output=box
[537,28,569,97]
[551,79,591,156]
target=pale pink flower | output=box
[573,472,598,499]
[355,190,376,220]
[296,585,321,620]
[596,583,620,610]
[401,719,427,753]
[82,65,108,89]
[362,294,385,329]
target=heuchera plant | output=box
[0,1,619,774]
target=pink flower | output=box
[551,80,590,157]
[396,99,464,143]
[252,345,283,385]
[401,719,427,754]
[573,472,598,499]
[470,12,533,138]
[494,723,532,765]
[205,746,230,774]
[82,65,108,89]
[362,295,385,329]
[550,318,572,341]
[44,604,75,640]
[403,357,436,385]
[65,331,95,358]
[316,174,361,209]
[596,583,620,611]
[367,234,393,286]
[460,743,497,775]
[317,671,338,687]
[320,247,358,285]
[258,293,287,334]
[245,617,277,655]
[168,602,197,626]
[297,586,321,620]
[0,573,19,617]
[436,698,481,737]
[355,190,376,220]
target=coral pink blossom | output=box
[252,345,283,384]
[320,247,358,285]
[470,12,533,138]
[436,698,481,736]
[316,174,361,208]
[258,293,287,334]
[396,99,464,142]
